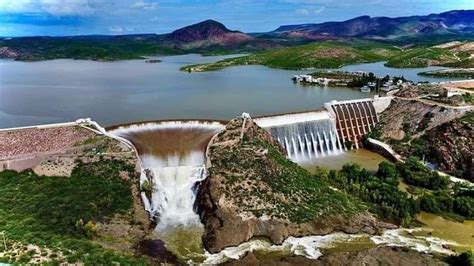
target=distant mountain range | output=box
[1,10,474,61]
[272,10,474,40]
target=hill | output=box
[197,117,389,252]
[181,40,401,71]
[1,11,474,61]
[182,40,474,71]
[168,19,252,46]
[273,10,474,42]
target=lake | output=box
[0,54,454,129]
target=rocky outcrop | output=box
[0,46,19,59]
[375,96,472,180]
[378,98,468,140]
[423,115,473,180]
[224,246,446,266]
[197,117,394,253]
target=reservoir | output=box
[0,54,454,129]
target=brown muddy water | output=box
[109,121,224,262]
[301,148,388,172]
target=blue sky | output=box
[0,0,472,36]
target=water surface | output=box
[0,55,454,129]
[302,149,388,172]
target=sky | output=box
[0,0,472,36]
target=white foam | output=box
[109,120,224,135]
[254,111,330,128]
[370,228,457,254]
[109,121,223,230]
[205,228,460,264]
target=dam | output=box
[254,96,391,160]
[107,97,391,223]
[104,96,391,259]
[109,121,225,229]
[254,111,343,161]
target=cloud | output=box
[130,1,159,10]
[296,6,325,15]
[282,0,333,3]
[296,8,310,15]
[0,0,103,16]
[108,25,135,34]
[108,26,123,33]
[41,0,96,16]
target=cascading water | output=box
[254,111,343,162]
[109,121,224,260]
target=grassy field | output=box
[0,159,149,264]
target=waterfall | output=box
[254,111,342,162]
[109,121,224,229]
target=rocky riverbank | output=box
[197,117,395,253]
[422,114,473,180]
[371,93,472,181]
[224,246,447,266]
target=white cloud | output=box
[108,25,135,34]
[0,0,34,13]
[283,0,333,4]
[108,26,123,33]
[0,0,102,16]
[296,6,325,15]
[296,8,310,15]
[130,1,159,10]
[41,0,96,16]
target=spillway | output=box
[109,121,224,230]
[254,111,343,161]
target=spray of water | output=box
[110,121,224,229]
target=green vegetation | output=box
[0,159,148,264]
[326,162,419,225]
[447,250,474,266]
[2,38,182,61]
[347,73,407,88]
[182,40,401,72]
[397,157,450,190]
[327,159,474,224]
[213,122,366,224]
[419,69,474,78]
[182,40,474,71]
[385,47,473,68]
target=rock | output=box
[136,239,182,265]
[223,246,447,265]
[378,98,467,141]
[0,46,19,59]
[197,117,394,253]
[423,115,473,180]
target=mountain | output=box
[273,10,474,41]
[168,19,253,46]
[2,11,474,62]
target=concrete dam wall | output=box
[255,96,391,159]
